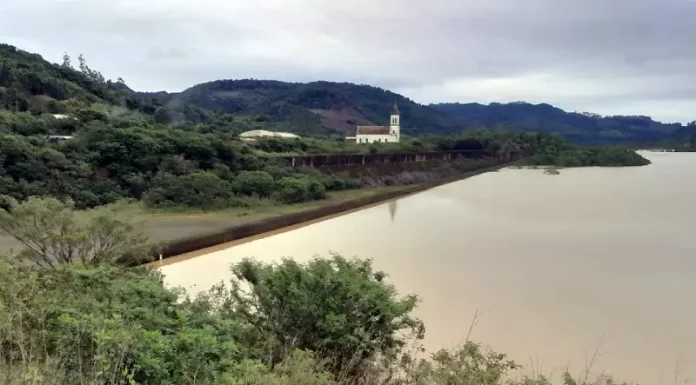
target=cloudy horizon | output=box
[2,0,695,123]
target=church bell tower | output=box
[390,103,400,142]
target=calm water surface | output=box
[159,152,696,383]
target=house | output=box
[346,103,400,144]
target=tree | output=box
[77,53,105,83]
[61,51,72,68]
[227,255,423,376]
[406,342,519,385]
[153,107,172,124]
[77,54,87,74]
[0,197,148,268]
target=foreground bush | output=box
[0,197,148,268]
[0,262,241,384]
[226,255,423,375]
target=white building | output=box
[346,103,400,144]
[238,130,300,142]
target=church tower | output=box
[390,103,400,142]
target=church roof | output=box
[357,126,390,135]
[392,103,399,115]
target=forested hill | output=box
[0,43,135,114]
[0,42,688,142]
[139,79,463,136]
[431,102,684,143]
[658,121,696,150]
[147,79,686,142]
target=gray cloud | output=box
[1,0,695,122]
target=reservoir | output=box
[159,152,696,383]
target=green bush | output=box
[262,165,296,179]
[0,197,148,268]
[275,175,326,203]
[233,170,276,197]
[228,255,423,375]
[320,175,361,191]
[143,171,234,209]
[0,262,242,385]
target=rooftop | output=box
[357,126,390,135]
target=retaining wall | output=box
[283,149,518,168]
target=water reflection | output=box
[160,152,696,384]
[388,199,398,223]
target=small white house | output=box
[346,103,401,144]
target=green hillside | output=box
[431,102,683,143]
[0,43,135,114]
[139,79,463,135]
[658,121,696,150]
[2,42,689,143]
[142,79,687,141]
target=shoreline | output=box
[137,160,517,267]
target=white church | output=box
[346,103,401,144]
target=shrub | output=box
[275,175,326,203]
[262,165,296,179]
[228,255,423,377]
[143,171,234,209]
[320,175,361,191]
[233,170,276,197]
[0,262,241,385]
[0,197,148,268]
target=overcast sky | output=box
[2,0,695,123]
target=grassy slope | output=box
[0,187,409,254]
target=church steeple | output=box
[390,103,400,141]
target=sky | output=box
[1,0,695,123]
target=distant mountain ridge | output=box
[145,79,685,142]
[0,42,687,143]
[430,102,683,143]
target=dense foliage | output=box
[0,112,365,209]
[0,44,132,112]
[657,121,696,151]
[428,130,651,167]
[0,112,650,210]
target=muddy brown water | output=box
[158,152,696,383]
